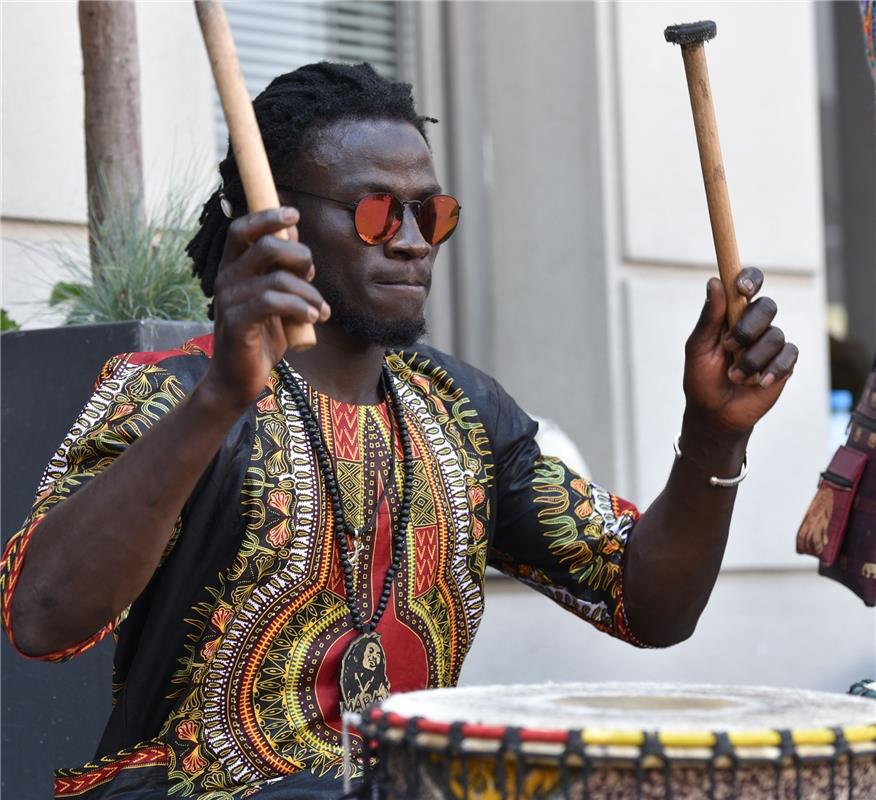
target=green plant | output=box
[48,188,208,324]
[1,308,21,332]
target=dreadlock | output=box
[187,61,435,314]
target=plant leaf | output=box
[0,308,20,332]
[49,281,85,307]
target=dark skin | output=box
[10,119,797,655]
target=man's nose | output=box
[386,205,431,259]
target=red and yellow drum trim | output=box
[363,707,876,754]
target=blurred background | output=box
[2,0,874,793]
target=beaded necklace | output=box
[276,359,412,715]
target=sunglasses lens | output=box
[354,194,402,245]
[353,193,461,245]
[419,195,460,245]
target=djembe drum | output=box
[354,682,876,799]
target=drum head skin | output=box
[379,682,876,739]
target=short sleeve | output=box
[487,379,646,646]
[0,354,188,661]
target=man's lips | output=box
[373,281,428,299]
[374,274,430,288]
[373,274,430,293]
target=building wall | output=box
[481,0,617,482]
[0,1,215,329]
[462,568,874,693]
[459,0,873,693]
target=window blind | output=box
[214,1,401,156]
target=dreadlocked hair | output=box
[187,61,435,315]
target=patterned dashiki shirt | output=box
[1,334,643,798]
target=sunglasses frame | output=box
[275,186,461,246]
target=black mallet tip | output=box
[664,20,717,46]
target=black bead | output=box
[277,357,417,636]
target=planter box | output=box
[1,320,209,798]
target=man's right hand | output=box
[201,207,330,413]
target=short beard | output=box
[317,282,428,348]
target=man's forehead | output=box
[304,118,438,192]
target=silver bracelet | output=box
[673,434,748,487]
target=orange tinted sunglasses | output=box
[276,187,461,246]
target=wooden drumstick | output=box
[194,0,316,351]
[665,20,748,332]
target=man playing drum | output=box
[1,63,798,799]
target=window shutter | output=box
[214,1,401,156]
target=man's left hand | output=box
[683,268,799,435]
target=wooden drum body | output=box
[357,682,876,799]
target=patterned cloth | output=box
[1,334,641,799]
[862,0,876,81]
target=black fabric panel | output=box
[95,356,257,756]
[394,344,540,548]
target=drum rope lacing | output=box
[708,732,737,800]
[358,706,874,800]
[403,716,422,796]
[829,727,855,800]
[496,728,523,800]
[448,722,469,797]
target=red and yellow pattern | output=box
[1,338,639,798]
[54,742,168,798]
[159,357,493,795]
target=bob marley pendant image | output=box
[339,632,391,714]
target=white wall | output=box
[1,3,85,223]
[462,570,875,693]
[623,271,829,570]
[466,0,872,696]
[616,3,823,273]
[0,1,215,328]
[609,3,831,574]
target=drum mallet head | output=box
[664,20,717,47]
[663,19,749,333]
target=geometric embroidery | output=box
[414,525,439,596]
[410,460,437,527]
[0,339,640,799]
[156,354,495,795]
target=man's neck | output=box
[284,325,388,405]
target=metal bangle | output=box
[673,434,748,487]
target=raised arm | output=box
[6,208,328,657]
[622,269,798,646]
